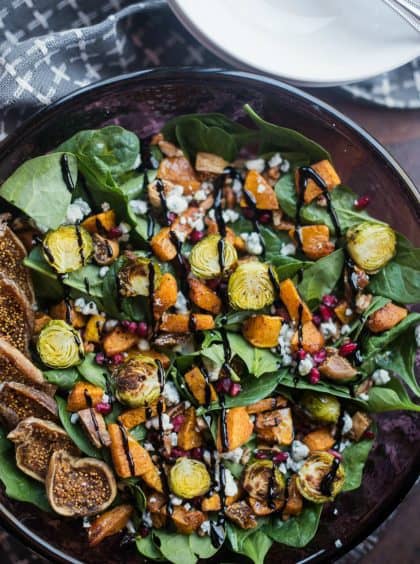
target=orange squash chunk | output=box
[67,382,104,412]
[217,406,254,452]
[171,506,205,534]
[160,313,215,333]
[240,170,279,210]
[303,428,335,451]
[334,300,355,324]
[189,278,222,315]
[150,228,178,262]
[367,302,408,334]
[118,399,164,429]
[82,210,116,234]
[255,407,294,445]
[279,279,312,323]
[178,407,203,451]
[242,315,282,348]
[289,225,335,260]
[157,157,200,195]
[84,314,105,343]
[153,273,178,319]
[102,327,138,356]
[184,366,217,405]
[295,160,341,204]
[246,396,288,415]
[49,300,86,329]
[88,504,133,547]
[291,321,325,354]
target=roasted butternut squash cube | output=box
[102,327,138,356]
[118,399,163,429]
[160,313,215,333]
[282,475,303,520]
[67,382,104,412]
[84,315,105,343]
[153,273,178,318]
[303,428,335,451]
[178,407,203,451]
[171,506,205,534]
[217,406,254,452]
[49,300,86,329]
[82,210,116,234]
[289,225,335,260]
[242,315,282,348]
[334,300,355,324]
[240,170,279,210]
[184,366,217,405]
[255,407,294,445]
[279,279,312,324]
[295,160,341,204]
[367,302,408,333]
[189,278,222,315]
[291,321,325,354]
[88,504,133,547]
[246,396,288,415]
[150,228,177,262]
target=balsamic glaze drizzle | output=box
[75,223,85,264]
[60,154,75,193]
[83,389,102,446]
[267,465,277,510]
[117,420,136,476]
[320,404,345,497]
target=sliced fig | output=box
[0,382,58,429]
[78,408,111,449]
[0,215,35,303]
[46,450,117,517]
[0,273,34,355]
[7,417,79,482]
[0,337,56,395]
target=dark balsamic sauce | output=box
[293,303,304,385]
[83,389,102,446]
[198,358,213,407]
[63,296,72,325]
[95,218,108,237]
[75,223,85,264]
[267,465,277,510]
[155,398,173,518]
[168,230,191,302]
[83,276,90,295]
[156,178,169,226]
[60,154,75,193]
[219,393,229,452]
[320,404,345,497]
[42,242,55,264]
[117,420,136,476]
[156,359,165,392]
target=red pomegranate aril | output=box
[273,452,289,463]
[354,195,370,210]
[328,449,343,460]
[319,304,333,321]
[312,314,322,326]
[216,377,232,393]
[111,353,124,365]
[126,321,138,334]
[243,207,255,219]
[190,447,203,460]
[322,294,338,308]
[95,352,105,365]
[189,229,204,243]
[167,212,177,223]
[309,367,321,384]
[363,430,375,440]
[171,414,185,432]
[313,349,327,365]
[108,227,122,239]
[255,451,269,460]
[229,382,242,397]
[95,402,112,415]
[139,526,150,538]
[339,342,358,357]
[258,211,272,224]
[297,349,307,361]
[171,447,188,459]
[136,321,149,338]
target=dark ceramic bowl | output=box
[0,68,419,564]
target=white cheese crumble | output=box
[342,412,353,435]
[65,198,91,224]
[199,520,211,535]
[193,189,207,202]
[278,323,294,367]
[70,413,80,424]
[183,503,192,511]
[162,381,180,406]
[232,177,242,196]
[144,441,154,452]
[186,210,205,231]
[142,512,153,528]
[221,447,243,465]
[101,202,111,212]
[345,308,353,316]
[222,209,240,223]
[280,160,290,173]
[339,439,351,453]
[223,468,238,497]
[372,368,391,385]
[320,319,338,340]
[359,392,369,401]
[340,324,351,335]
[291,440,310,461]
[280,243,296,256]
[175,291,189,313]
[240,232,263,255]
[257,183,266,194]
[170,495,183,506]
[82,517,91,528]
[146,413,173,431]
[131,154,141,170]
[166,185,188,214]
[126,520,136,534]
[202,358,221,382]
[298,355,314,376]
[104,319,119,332]
[268,153,283,168]
[129,199,148,215]
[334,539,343,549]
[245,158,265,173]
[118,221,132,242]
[74,297,99,316]
[137,339,150,351]
[170,432,178,446]
[286,456,304,473]
[99,266,109,278]
[278,463,287,475]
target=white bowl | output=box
[168,0,420,86]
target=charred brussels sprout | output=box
[114,355,160,407]
[346,222,396,274]
[228,261,276,310]
[189,234,237,279]
[243,460,285,501]
[42,225,93,274]
[37,320,84,368]
[301,392,340,424]
[297,452,345,503]
[117,257,161,297]
[169,457,211,499]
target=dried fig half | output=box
[0,382,58,429]
[7,417,79,482]
[46,450,117,517]
[78,408,111,449]
[0,273,34,355]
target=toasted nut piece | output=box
[225,500,258,529]
[92,233,119,266]
[246,396,288,415]
[0,382,58,429]
[171,506,205,534]
[88,505,133,547]
[291,321,325,355]
[367,302,408,333]
[7,417,79,482]
[46,450,117,517]
[273,210,295,232]
[184,366,217,405]
[157,157,200,195]
[178,407,203,451]
[355,292,373,314]
[102,326,138,356]
[67,382,104,412]
[82,210,116,234]
[217,406,254,452]
[241,170,279,210]
[151,227,178,262]
[350,411,372,441]
[242,315,282,348]
[160,313,215,333]
[289,225,335,260]
[78,408,111,448]
[195,152,228,174]
[295,160,340,204]
[303,428,335,452]
[279,279,312,324]
[255,407,294,446]
[319,354,358,382]
[154,273,178,319]
[282,475,303,520]
[49,300,86,329]
[189,278,222,315]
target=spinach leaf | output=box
[260,226,290,262]
[362,377,420,413]
[348,296,390,342]
[276,369,355,401]
[272,256,313,281]
[236,529,273,564]
[130,424,147,442]
[77,353,107,389]
[0,152,76,231]
[265,504,322,547]
[342,437,374,491]
[189,533,221,559]
[298,249,344,309]
[244,105,329,163]
[369,234,420,304]
[43,368,80,390]
[136,535,165,560]
[0,427,51,512]
[363,312,420,357]
[150,530,197,564]
[56,396,103,458]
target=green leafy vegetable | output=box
[298,249,344,309]
[272,256,313,281]
[56,396,103,458]
[149,530,217,564]
[77,353,107,389]
[342,437,374,491]
[43,368,80,390]
[227,519,271,564]
[361,377,420,413]
[363,312,420,357]
[264,504,322,547]
[136,535,165,560]
[0,152,76,230]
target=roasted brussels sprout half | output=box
[37,320,84,369]
[296,452,345,503]
[189,234,237,279]
[42,225,93,274]
[301,392,340,424]
[117,257,161,297]
[114,354,160,407]
[169,457,211,499]
[243,460,285,501]
[228,261,276,310]
[346,222,396,274]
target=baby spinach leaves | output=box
[146,530,220,564]
[342,436,374,491]
[297,249,344,309]
[265,504,322,548]
[0,152,76,231]
[56,396,103,458]
[43,368,80,390]
[363,312,420,357]
[77,353,108,389]
[361,377,420,413]
[227,519,272,564]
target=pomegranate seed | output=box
[328,449,343,460]
[313,349,327,365]
[273,452,289,463]
[216,377,232,394]
[171,447,188,459]
[322,294,338,308]
[354,195,370,210]
[136,321,149,338]
[258,211,272,224]
[108,227,122,239]
[309,367,321,384]
[339,342,358,356]
[363,430,375,440]
[171,414,185,433]
[95,402,112,415]
[189,229,204,243]
[95,352,105,365]
[312,314,322,326]
[229,382,242,397]
[275,306,290,321]
[167,212,177,223]
[319,304,333,321]
[297,349,307,361]
[139,526,150,538]
[206,278,220,290]
[243,207,255,219]
[111,353,124,365]
[121,320,137,334]
[255,451,269,460]
[190,447,203,460]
